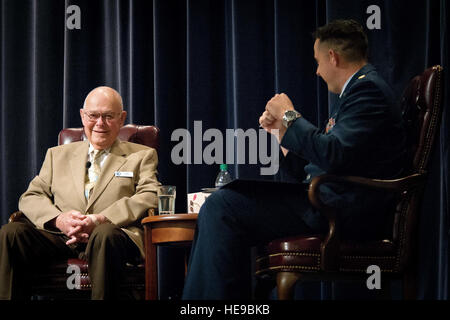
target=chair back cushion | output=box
[393,66,444,270]
[57,124,160,150]
[400,65,443,174]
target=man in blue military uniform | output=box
[182,19,405,299]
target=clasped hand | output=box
[259,93,294,141]
[55,210,97,245]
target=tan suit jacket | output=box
[18,139,160,257]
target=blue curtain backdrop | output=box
[0,0,448,299]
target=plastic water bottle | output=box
[215,164,232,188]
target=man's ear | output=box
[79,109,85,125]
[328,49,339,67]
[120,110,127,126]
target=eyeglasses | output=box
[83,111,120,122]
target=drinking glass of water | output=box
[157,185,176,214]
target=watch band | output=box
[282,110,302,128]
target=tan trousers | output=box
[0,218,140,299]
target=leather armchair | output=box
[9,124,160,299]
[255,65,444,300]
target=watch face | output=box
[283,110,301,128]
[285,110,297,121]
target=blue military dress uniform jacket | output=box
[280,64,406,240]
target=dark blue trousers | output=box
[182,180,327,299]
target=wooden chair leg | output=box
[402,267,417,300]
[276,272,302,300]
[378,278,392,300]
[254,275,276,300]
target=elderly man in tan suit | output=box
[0,86,160,299]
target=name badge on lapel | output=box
[115,171,133,178]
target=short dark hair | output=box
[313,19,368,62]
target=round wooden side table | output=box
[142,212,198,300]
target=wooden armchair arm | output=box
[308,173,426,210]
[8,211,26,223]
[307,172,426,271]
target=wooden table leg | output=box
[184,249,188,277]
[142,214,198,300]
[145,226,158,300]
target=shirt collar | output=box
[88,143,111,155]
[339,70,359,98]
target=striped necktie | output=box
[85,149,105,199]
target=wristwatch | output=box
[282,110,302,128]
